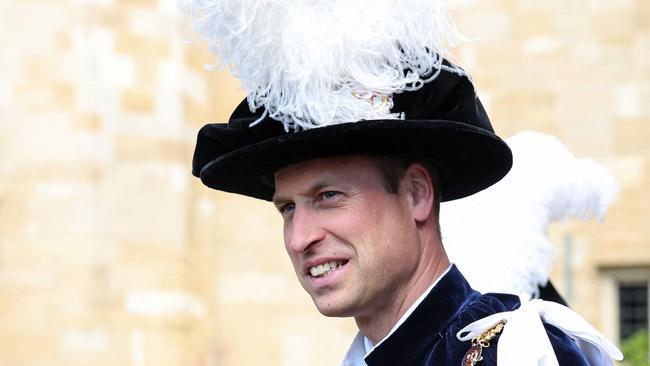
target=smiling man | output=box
[273,156,450,343]
[191,70,621,365]
[184,0,622,364]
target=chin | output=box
[312,298,357,318]
[315,306,351,318]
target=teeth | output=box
[309,261,344,277]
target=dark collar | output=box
[364,265,479,365]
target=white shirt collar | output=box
[340,264,453,366]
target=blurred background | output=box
[0,0,648,365]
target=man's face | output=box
[273,156,422,318]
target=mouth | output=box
[308,260,348,278]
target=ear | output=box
[401,163,435,222]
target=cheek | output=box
[369,206,418,263]
[320,207,359,233]
[282,224,300,265]
[282,223,291,249]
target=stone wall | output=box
[452,0,650,333]
[0,0,647,365]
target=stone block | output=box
[122,86,155,113]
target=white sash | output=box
[456,298,623,366]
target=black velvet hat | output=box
[192,68,512,202]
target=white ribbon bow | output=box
[456,297,624,366]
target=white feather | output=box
[179,0,464,130]
[441,131,618,298]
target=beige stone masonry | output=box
[0,0,648,365]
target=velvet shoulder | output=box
[442,293,590,366]
[440,292,521,365]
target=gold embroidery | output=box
[462,320,507,366]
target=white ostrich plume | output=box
[180,0,464,130]
[441,131,618,298]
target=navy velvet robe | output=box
[363,265,590,365]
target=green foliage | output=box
[622,330,650,366]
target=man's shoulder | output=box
[361,266,611,366]
[453,291,520,326]
[543,322,591,365]
[442,293,591,366]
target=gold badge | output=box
[461,320,507,366]
[462,344,484,366]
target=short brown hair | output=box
[374,156,442,230]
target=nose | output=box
[285,206,326,253]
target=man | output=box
[184,1,622,364]
[191,71,622,365]
[273,155,449,343]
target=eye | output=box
[319,191,340,200]
[277,202,295,216]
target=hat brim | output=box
[198,119,512,202]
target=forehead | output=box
[273,155,384,192]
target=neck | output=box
[355,235,450,344]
